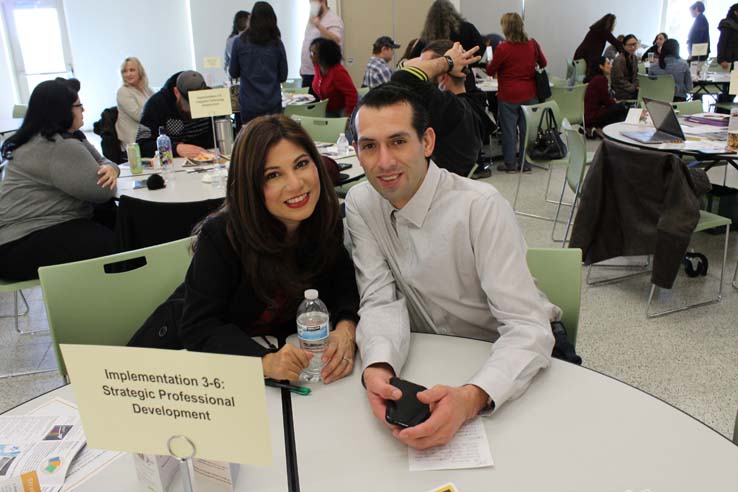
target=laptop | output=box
[621,98,686,144]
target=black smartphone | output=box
[385,377,431,428]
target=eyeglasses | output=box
[625,43,638,47]
[73,103,84,109]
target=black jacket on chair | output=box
[569,140,711,289]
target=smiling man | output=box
[345,44,557,450]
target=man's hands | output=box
[393,384,488,449]
[363,364,401,428]
[262,344,312,381]
[443,42,481,78]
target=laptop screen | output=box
[643,98,685,140]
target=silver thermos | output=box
[214,118,234,156]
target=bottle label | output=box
[297,320,329,341]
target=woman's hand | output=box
[97,164,118,189]
[320,320,357,384]
[262,344,312,381]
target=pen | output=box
[264,379,311,396]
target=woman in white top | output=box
[115,57,153,146]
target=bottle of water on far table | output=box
[336,132,348,155]
[156,126,175,181]
[296,289,330,382]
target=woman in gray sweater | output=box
[0,78,119,281]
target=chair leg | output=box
[646,224,729,318]
[0,367,58,380]
[586,256,651,286]
[0,289,49,335]
[732,260,738,290]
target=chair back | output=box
[526,248,582,346]
[283,99,328,118]
[521,100,565,161]
[573,59,587,83]
[283,86,310,95]
[12,105,27,118]
[282,78,302,90]
[734,408,738,445]
[357,86,370,98]
[290,115,348,143]
[637,73,675,106]
[564,128,587,194]
[672,100,703,115]
[550,84,587,126]
[39,237,193,377]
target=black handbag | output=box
[528,107,567,161]
[533,40,551,102]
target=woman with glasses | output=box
[0,78,119,281]
[611,34,640,100]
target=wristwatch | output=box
[443,55,454,73]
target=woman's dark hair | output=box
[229,10,250,37]
[420,0,463,43]
[400,38,419,62]
[726,3,738,20]
[1,78,79,160]
[195,115,341,312]
[659,38,680,69]
[316,38,342,68]
[590,13,616,32]
[243,2,280,45]
[653,32,668,45]
[584,56,608,83]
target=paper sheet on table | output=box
[657,140,733,153]
[408,418,493,472]
[730,70,738,95]
[625,108,651,126]
[29,399,123,492]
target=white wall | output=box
[460,0,522,36]
[63,0,193,128]
[189,0,309,87]
[524,0,665,77]
[0,6,18,119]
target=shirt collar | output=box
[393,160,441,228]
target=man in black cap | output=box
[136,70,215,158]
[361,36,400,88]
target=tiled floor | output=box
[1,136,737,439]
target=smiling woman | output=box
[174,114,360,385]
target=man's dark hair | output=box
[691,1,705,13]
[316,38,342,67]
[349,83,429,142]
[422,39,453,57]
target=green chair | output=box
[733,408,738,445]
[282,78,302,90]
[284,99,328,118]
[39,237,193,379]
[290,115,348,143]
[526,248,582,347]
[357,87,370,98]
[515,101,570,221]
[637,73,676,106]
[283,86,310,95]
[573,59,587,83]
[549,84,587,129]
[552,128,588,244]
[672,101,703,115]
[12,105,27,118]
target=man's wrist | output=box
[462,384,492,419]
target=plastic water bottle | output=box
[336,133,348,155]
[296,289,330,382]
[156,126,175,182]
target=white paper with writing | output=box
[408,418,493,472]
[691,43,708,57]
[729,69,738,95]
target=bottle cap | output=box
[158,126,166,135]
[304,289,318,300]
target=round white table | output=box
[291,333,738,492]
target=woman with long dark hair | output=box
[229,2,287,125]
[225,10,249,74]
[312,38,358,117]
[573,13,624,78]
[409,0,484,59]
[584,57,628,137]
[179,115,359,383]
[717,3,738,69]
[611,34,639,100]
[641,32,668,62]
[0,78,118,281]
[648,39,692,101]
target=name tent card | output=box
[691,43,708,57]
[203,57,222,69]
[60,345,271,466]
[188,88,232,119]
